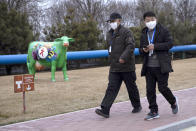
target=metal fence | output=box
[0,45,196,65]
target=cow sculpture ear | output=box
[68,38,74,42]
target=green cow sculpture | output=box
[27,36,74,82]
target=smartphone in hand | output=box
[143,45,148,49]
[143,45,149,53]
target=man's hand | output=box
[147,44,154,51]
[119,58,125,64]
[143,48,149,53]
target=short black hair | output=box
[143,11,156,20]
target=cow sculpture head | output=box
[55,36,74,47]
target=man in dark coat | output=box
[139,11,179,120]
[95,12,142,118]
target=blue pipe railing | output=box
[0,45,196,65]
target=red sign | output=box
[14,75,34,93]
[23,75,34,92]
[14,75,23,93]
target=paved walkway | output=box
[0,87,196,131]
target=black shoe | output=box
[171,96,179,114]
[95,108,109,118]
[144,112,160,121]
[132,106,142,113]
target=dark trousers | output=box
[145,67,176,113]
[101,71,141,111]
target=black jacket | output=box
[139,23,173,76]
[107,25,136,72]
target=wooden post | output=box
[14,75,34,114]
[23,91,26,114]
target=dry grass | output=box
[0,58,196,125]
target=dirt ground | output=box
[0,58,196,125]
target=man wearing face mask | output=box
[95,12,142,118]
[139,11,179,120]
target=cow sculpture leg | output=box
[62,62,68,81]
[51,61,57,82]
[27,59,36,77]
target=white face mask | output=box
[110,22,118,30]
[146,20,157,30]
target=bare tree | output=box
[173,0,196,24]
[135,0,164,24]
[43,0,111,39]
[0,0,46,38]
[106,0,139,27]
